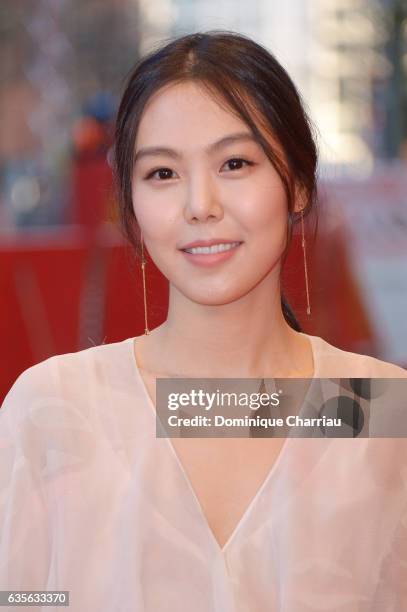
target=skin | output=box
[131,80,314,379]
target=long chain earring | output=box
[300,208,311,316]
[140,236,150,335]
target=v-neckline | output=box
[126,332,320,555]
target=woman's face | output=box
[132,80,294,305]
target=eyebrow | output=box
[133,131,259,164]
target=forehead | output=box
[135,81,250,148]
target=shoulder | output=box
[307,334,407,378]
[0,338,137,484]
[0,338,133,430]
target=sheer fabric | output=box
[0,333,406,611]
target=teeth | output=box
[184,242,241,255]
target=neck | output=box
[140,279,312,378]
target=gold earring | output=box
[140,236,150,335]
[300,209,311,316]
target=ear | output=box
[293,184,308,214]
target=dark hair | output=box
[113,29,319,331]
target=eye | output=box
[143,157,255,181]
[222,158,255,172]
[144,167,176,181]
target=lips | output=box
[179,241,243,267]
[183,242,241,255]
[179,238,243,250]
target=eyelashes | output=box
[143,158,255,181]
[145,167,174,181]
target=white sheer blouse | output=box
[0,333,406,611]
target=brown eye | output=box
[145,168,175,181]
[222,158,254,172]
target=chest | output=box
[139,367,287,549]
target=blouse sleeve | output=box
[0,367,52,593]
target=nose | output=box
[183,171,224,223]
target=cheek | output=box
[239,181,288,238]
[236,184,288,269]
[131,183,177,240]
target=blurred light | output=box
[139,0,175,28]
[11,176,41,212]
[324,133,374,178]
[71,117,105,153]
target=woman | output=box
[1,30,406,612]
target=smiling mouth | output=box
[181,242,243,255]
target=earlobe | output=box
[293,185,308,214]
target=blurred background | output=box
[1,0,406,400]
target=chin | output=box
[180,285,249,306]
